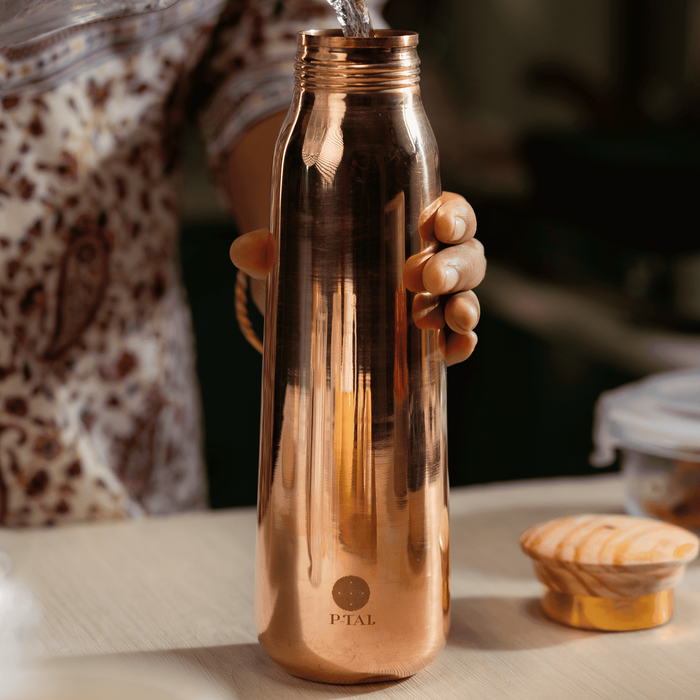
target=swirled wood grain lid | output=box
[520,514,699,631]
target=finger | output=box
[434,193,477,245]
[404,247,436,293]
[418,196,442,242]
[422,237,486,296]
[438,328,478,366]
[229,229,275,280]
[412,292,445,330]
[444,290,480,334]
[418,192,476,244]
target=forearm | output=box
[225,110,287,233]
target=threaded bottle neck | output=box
[294,30,421,91]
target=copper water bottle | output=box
[256,29,448,684]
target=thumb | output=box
[229,229,275,280]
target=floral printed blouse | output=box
[0,0,385,526]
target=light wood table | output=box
[2,475,699,699]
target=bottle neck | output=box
[294,29,420,92]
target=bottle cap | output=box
[520,514,699,631]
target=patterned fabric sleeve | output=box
[197,0,387,206]
[0,1,224,526]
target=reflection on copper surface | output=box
[543,590,674,631]
[256,30,448,684]
[302,92,346,189]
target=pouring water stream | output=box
[326,0,374,37]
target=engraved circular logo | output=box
[332,576,370,611]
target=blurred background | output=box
[179,0,700,509]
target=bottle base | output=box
[282,662,409,685]
[259,634,440,684]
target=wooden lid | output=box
[520,514,699,630]
[520,514,699,570]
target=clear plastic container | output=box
[591,369,700,532]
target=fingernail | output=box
[452,217,466,240]
[444,266,458,291]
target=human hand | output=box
[403,192,485,366]
[230,192,485,365]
